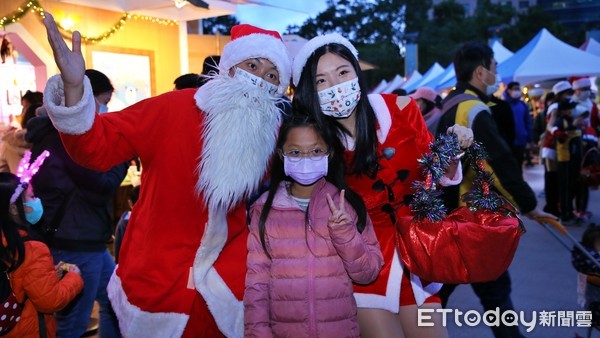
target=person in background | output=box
[0,169,83,338]
[572,77,598,221]
[410,86,443,134]
[553,99,580,223]
[244,114,382,337]
[542,81,575,217]
[26,69,128,337]
[85,69,114,114]
[173,73,201,90]
[503,81,533,170]
[436,41,553,338]
[0,103,40,174]
[292,32,474,338]
[199,55,221,87]
[113,185,140,264]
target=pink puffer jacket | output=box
[244,178,383,338]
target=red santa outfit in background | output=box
[42,23,291,337]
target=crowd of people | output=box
[0,9,598,338]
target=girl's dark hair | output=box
[292,43,378,176]
[85,69,114,97]
[0,173,26,272]
[258,113,368,258]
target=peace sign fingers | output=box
[327,190,351,229]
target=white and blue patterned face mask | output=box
[234,68,278,96]
[317,77,361,118]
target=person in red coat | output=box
[42,13,291,337]
[291,33,473,338]
[1,171,83,338]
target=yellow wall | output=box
[0,2,181,95]
[187,34,231,74]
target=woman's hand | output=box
[326,190,351,229]
[43,12,86,106]
[446,124,474,149]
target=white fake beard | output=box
[194,74,284,210]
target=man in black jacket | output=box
[26,106,127,337]
[436,42,555,338]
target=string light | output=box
[1,0,179,44]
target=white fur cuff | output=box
[439,161,463,186]
[43,74,96,135]
[107,270,189,337]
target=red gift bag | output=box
[395,136,525,284]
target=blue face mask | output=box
[98,103,109,114]
[24,198,44,225]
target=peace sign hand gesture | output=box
[326,190,351,229]
[43,12,86,106]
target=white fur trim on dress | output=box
[43,74,96,135]
[194,207,244,338]
[367,94,392,144]
[409,274,443,306]
[354,250,403,313]
[292,33,359,87]
[107,270,189,338]
[219,33,291,94]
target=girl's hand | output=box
[326,189,351,229]
[447,124,474,149]
[42,12,86,106]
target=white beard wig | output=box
[194,73,284,211]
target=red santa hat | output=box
[292,33,359,87]
[572,77,592,90]
[218,24,291,94]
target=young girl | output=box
[244,114,383,337]
[0,170,83,338]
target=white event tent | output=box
[402,62,444,93]
[379,74,405,93]
[497,28,600,84]
[581,38,600,57]
[371,79,389,94]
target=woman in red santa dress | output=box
[292,33,474,338]
[42,14,291,338]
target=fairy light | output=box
[10,150,50,204]
[1,0,178,44]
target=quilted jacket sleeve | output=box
[328,198,383,285]
[244,206,274,338]
[12,241,83,313]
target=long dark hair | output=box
[0,173,26,272]
[292,43,378,176]
[258,114,368,258]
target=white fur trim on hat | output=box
[219,34,291,95]
[552,80,572,95]
[43,74,96,135]
[573,77,592,90]
[292,33,359,87]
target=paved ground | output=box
[446,163,598,338]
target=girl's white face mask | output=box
[317,77,361,118]
[234,68,278,96]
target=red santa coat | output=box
[44,75,252,337]
[350,94,447,311]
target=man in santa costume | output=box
[42,14,291,337]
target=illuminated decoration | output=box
[10,150,50,204]
[174,0,188,9]
[0,0,179,44]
